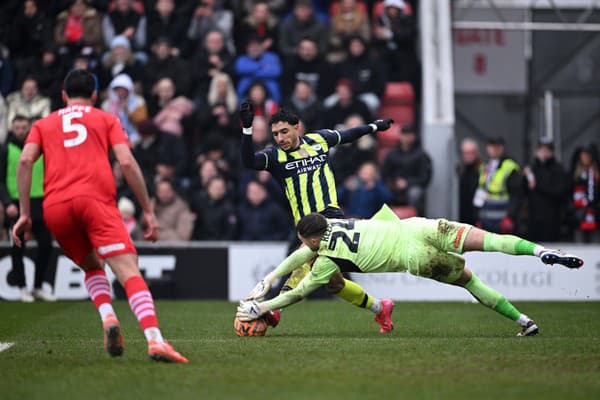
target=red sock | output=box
[124,275,159,330]
[84,269,112,309]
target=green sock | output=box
[483,232,537,256]
[465,273,521,321]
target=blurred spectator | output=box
[235,36,282,103]
[0,1,17,45]
[143,37,191,99]
[155,157,180,187]
[27,45,64,110]
[190,30,235,98]
[0,204,4,241]
[382,125,432,215]
[187,158,223,196]
[187,0,235,54]
[54,0,104,57]
[237,180,290,240]
[249,116,273,151]
[231,0,289,18]
[0,95,6,143]
[194,132,237,178]
[245,81,278,119]
[149,77,194,137]
[569,144,600,243]
[329,114,376,184]
[190,175,237,240]
[100,35,144,86]
[153,178,195,241]
[322,79,371,129]
[197,100,237,141]
[69,47,105,89]
[118,196,142,240]
[338,161,392,218]
[8,0,52,85]
[206,72,238,115]
[456,138,482,225]
[6,77,51,127]
[279,0,328,57]
[373,0,419,87]
[101,73,148,145]
[238,169,287,210]
[102,0,147,55]
[112,160,135,202]
[145,0,188,56]
[523,137,568,242]
[281,37,335,100]
[328,0,371,63]
[0,115,55,302]
[335,36,385,114]
[133,119,187,191]
[474,137,523,234]
[0,44,12,97]
[235,1,279,54]
[282,80,323,131]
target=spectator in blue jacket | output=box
[338,161,393,218]
[234,35,282,103]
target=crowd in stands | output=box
[1,0,596,244]
[457,137,600,243]
[0,0,422,242]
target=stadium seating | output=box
[376,82,415,162]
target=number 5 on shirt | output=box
[62,112,88,148]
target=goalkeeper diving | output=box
[238,205,584,336]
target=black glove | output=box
[371,118,394,132]
[240,101,254,129]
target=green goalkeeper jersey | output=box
[266,206,408,310]
[265,205,471,310]
[311,217,410,282]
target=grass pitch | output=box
[0,300,599,400]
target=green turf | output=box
[0,300,599,400]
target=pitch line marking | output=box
[0,342,14,353]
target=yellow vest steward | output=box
[6,142,44,200]
[478,159,519,202]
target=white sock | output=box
[144,327,164,343]
[98,303,116,322]
[533,245,546,257]
[369,299,382,314]
[516,314,531,327]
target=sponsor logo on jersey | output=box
[284,154,327,174]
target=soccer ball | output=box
[234,317,268,337]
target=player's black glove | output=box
[371,118,394,132]
[240,101,254,129]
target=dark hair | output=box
[247,178,266,190]
[63,69,96,98]
[156,178,175,188]
[12,114,30,124]
[269,108,299,126]
[297,213,328,238]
